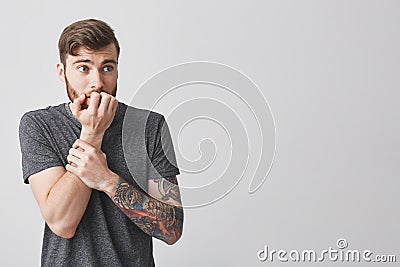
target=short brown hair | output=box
[58,19,120,66]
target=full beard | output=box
[65,76,118,109]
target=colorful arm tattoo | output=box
[153,176,182,205]
[113,177,183,244]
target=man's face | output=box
[57,44,118,108]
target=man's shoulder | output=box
[119,103,168,145]
[122,103,165,125]
[21,103,66,120]
[19,103,67,129]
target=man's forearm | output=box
[45,170,91,238]
[45,130,103,238]
[104,175,183,245]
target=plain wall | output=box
[1,1,399,266]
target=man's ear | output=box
[57,63,66,83]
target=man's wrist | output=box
[102,172,120,197]
[80,128,104,149]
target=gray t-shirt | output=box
[19,102,180,267]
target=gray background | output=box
[1,0,399,266]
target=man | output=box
[19,19,183,266]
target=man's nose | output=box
[89,70,104,90]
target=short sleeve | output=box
[19,113,64,184]
[146,114,180,180]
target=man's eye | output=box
[103,66,113,72]
[78,66,88,72]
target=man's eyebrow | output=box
[102,59,118,65]
[73,59,92,64]
[72,59,118,65]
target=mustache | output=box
[65,75,118,105]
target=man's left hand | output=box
[66,139,118,193]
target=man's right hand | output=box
[70,92,118,149]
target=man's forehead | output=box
[67,44,118,62]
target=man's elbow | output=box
[165,227,183,245]
[43,210,78,239]
[48,222,77,239]
[165,235,181,245]
[165,208,184,245]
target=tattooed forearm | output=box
[112,177,183,244]
[113,181,142,209]
[154,177,181,203]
